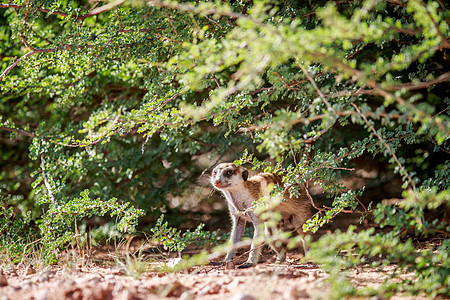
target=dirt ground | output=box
[0,249,427,300]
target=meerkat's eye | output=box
[224,170,233,177]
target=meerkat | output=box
[211,162,312,268]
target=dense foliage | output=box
[1,0,449,296]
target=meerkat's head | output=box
[211,163,249,190]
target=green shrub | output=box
[0,0,448,296]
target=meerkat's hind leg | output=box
[291,215,308,255]
[274,245,286,264]
[265,223,287,264]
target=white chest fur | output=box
[221,186,255,213]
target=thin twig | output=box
[74,218,83,258]
[90,34,117,69]
[0,52,33,81]
[298,63,332,110]
[351,103,416,191]
[204,15,223,28]
[212,75,220,88]
[304,183,326,212]
[24,0,30,23]
[116,8,124,31]
[165,12,179,36]
[355,197,368,213]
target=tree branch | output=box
[0,52,33,81]
[0,126,36,137]
[0,3,71,18]
[328,71,450,99]
[385,71,450,92]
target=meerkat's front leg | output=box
[239,212,262,268]
[224,214,246,262]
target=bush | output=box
[0,0,448,296]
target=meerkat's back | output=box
[248,172,312,234]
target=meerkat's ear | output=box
[241,169,249,181]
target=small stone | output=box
[179,290,195,300]
[288,287,309,299]
[229,293,256,300]
[198,283,221,295]
[37,270,55,282]
[167,257,183,268]
[6,267,17,277]
[225,261,235,269]
[228,279,243,290]
[112,282,125,295]
[104,274,115,281]
[25,265,36,275]
[35,288,49,300]
[117,290,133,300]
[159,281,188,298]
[21,280,32,289]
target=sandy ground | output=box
[0,252,426,300]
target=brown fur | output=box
[211,163,313,267]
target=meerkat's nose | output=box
[214,180,222,187]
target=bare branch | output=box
[386,0,407,7]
